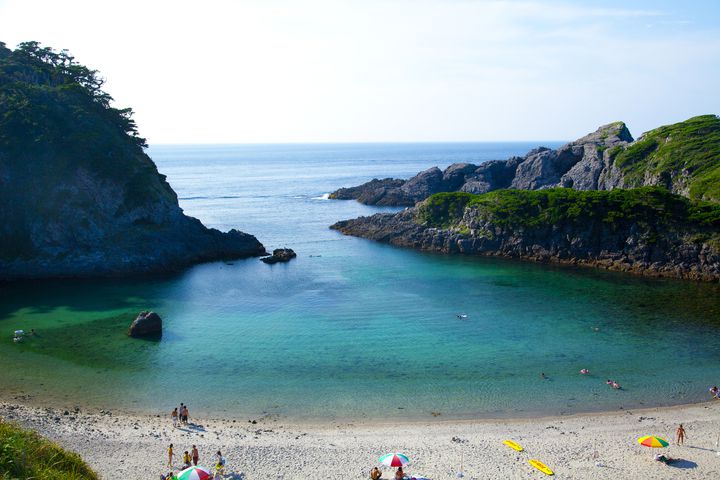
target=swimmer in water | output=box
[612,381,621,389]
[580,369,590,375]
[541,372,547,379]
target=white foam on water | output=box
[312,193,330,200]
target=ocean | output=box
[2,142,720,421]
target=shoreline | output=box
[0,386,715,427]
[3,399,720,479]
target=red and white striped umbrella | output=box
[176,466,213,480]
[379,452,410,467]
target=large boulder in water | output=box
[128,311,162,337]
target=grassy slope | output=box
[417,188,720,238]
[610,114,720,202]
[0,419,98,480]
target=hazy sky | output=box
[0,0,718,144]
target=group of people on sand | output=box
[163,443,226,479]
[653,424,688,466]
[370,466,409,480]
[171,403,190,427]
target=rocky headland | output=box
[331,116,720,281]
[330,115,720,206]
[331,187,720,281]
[0,42,265,279]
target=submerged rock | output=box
[261,248,297,264]
[128,311,162,338]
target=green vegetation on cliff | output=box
[418,188,720,233]
[0,419,98,479]
[611,115,720,202]
[0,41,146,155]
[0,41,177,242]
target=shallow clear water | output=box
[2,142,720,421]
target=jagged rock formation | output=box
[0,42,265,279]
[331,188,720,282]
[330,115,720,205]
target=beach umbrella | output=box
[637,436,669,448]
[176,466,213,480]
[379,452,410,467]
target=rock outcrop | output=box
[330,121,634,205]
[261,248,297,264]
[128,311,162,338]
[0,42,266,279]
[332,116,720,206]
[331,188,720,282]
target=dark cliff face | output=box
[0,42,265,279]
[0,140,267,280]
[331,188,720,282]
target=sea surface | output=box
[2,142,720,421]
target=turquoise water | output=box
[2,143,720,421]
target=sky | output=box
[0,0,718,144]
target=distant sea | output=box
[2,142,720,421]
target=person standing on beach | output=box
[676,424,687,445]
[182,405,189,425]
[191,445,199,466]
[167,443,174,467]
[215,450,226,477]
[171,408,178,427]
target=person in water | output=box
[710,386,719,398]
[580,369,590,375]
[370,466,382,479]
[540,372,547,380]
[676,424,687,445]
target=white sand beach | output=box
[2,400,720,479]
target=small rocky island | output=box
[331,116,720,281]
[0,42,265,279]
[261,248,297,264]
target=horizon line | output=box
[146,139,570,147]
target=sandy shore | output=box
[2,401,720,479]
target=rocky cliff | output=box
[330,115,720,205]
[0,42,265,279]
[331,188,720,281]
